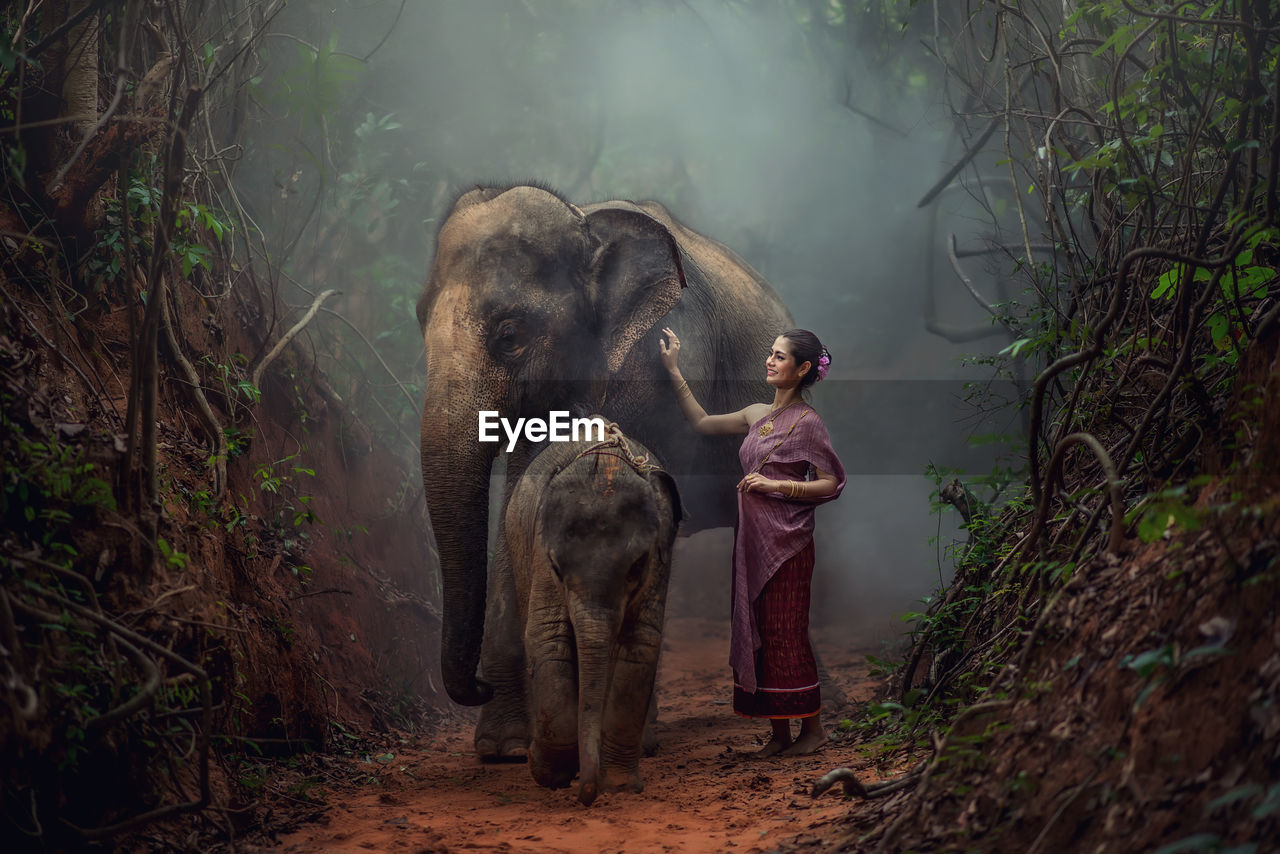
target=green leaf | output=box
[1206,312,1230,347]
[1222,265,1273,300]
[1151,268,1179,300]
[999,337,1035,358]
[1205,783,1262,813]
[1092,23,1138,57]
[1253,783,1280,818]
[1123,645,1173,678]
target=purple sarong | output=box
[730,404,846,697]
[733,541,819,718]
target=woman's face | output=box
[765,336,810,388]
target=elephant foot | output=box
[476,737,524,763]
[819,677,848,713]
[642,724,659,757]
[530,745,578,790]
[601,764,643,796]
[476,738,528,763]
[474,708,530,762]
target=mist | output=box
[247,0,1024,641]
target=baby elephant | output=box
[503,423,680,806]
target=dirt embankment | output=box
[812,317,1280,852]
[1,273,445,843]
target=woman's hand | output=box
[658,327,681,373]
[736,472,783,494]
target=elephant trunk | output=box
[421,414,496,706]
[571,605,620,807]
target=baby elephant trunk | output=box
[571,606,620,807]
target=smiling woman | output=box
[659,326,845,757]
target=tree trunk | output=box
[59,0,100,138]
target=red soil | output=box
[275,616,887,853]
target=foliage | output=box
[0,375,215,846]
[866,10,1280,848]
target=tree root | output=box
[160,275,227,498]
[810,762,926,799]
[1029,432,1125,556]
[9,586,213,841]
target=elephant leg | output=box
[599,617,663,795]
[475,530,529,760]
[526,568,578,789]
[814,642,848,712]
[642,683,660,758]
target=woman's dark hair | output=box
[779,329,829,389]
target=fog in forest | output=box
[247,1,1025,640]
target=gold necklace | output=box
[758,402,800,437]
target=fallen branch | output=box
[251,288,339,391]
[873,701,1011,853]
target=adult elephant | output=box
[416,184,792,756]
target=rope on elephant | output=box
[572,422,663,475]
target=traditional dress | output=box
[731,403,846,719]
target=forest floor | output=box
[259,616,891,853]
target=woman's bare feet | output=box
[753,736,792,758]
[749,719,793,758]
[779,717,826,756]
[779,730,826,756]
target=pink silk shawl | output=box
[730,404,846,693]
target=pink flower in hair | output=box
[816,351,830,381]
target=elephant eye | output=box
[490,318,527,358]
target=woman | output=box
[659,327,845,757]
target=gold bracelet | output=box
[675,380,692,397]
[788,481,798,498]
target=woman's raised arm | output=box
[659,327,754,435]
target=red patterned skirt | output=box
[733,540,820,719]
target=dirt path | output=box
[277,617,884,853]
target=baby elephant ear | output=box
[652,469,684,524]
[586,207,686,374]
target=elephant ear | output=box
[586,208,686,374]
[650,469,684,525]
